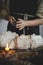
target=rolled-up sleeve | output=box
[37,0,43,17]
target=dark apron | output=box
[7,13,39,35]
[7,0,40,35]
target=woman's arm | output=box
[25,18,43,26]
[16,18,43,30]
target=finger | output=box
[10,19,15,25]
[16,25,22,29]
[19,27,23,30]
[18,18,23,21]
[10,19,13,23]
[12,17,16,22]
[16,21,22,24]
[16,23,22,27]
[16,24,22,28]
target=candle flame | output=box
[5,43,10,51]
[7,43,8,48]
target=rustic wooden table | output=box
[0,48,43,65]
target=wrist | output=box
[25,21,29,27]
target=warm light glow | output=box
[5,43,10,51]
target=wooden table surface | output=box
[0,48,43,65]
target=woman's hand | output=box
[16,19,26,30]
[8,16,16,24]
